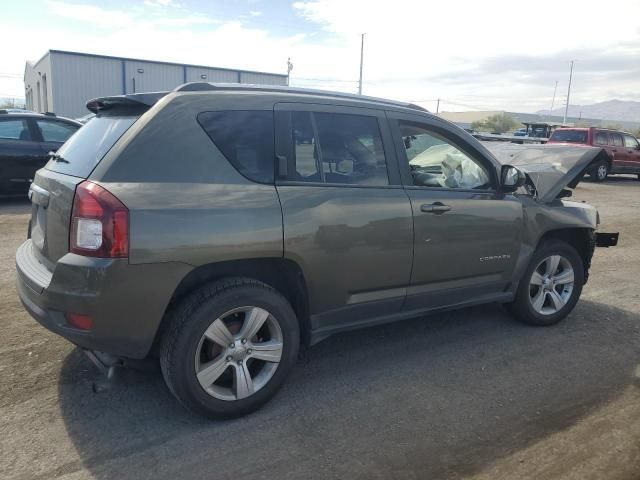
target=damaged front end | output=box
[483,142,610,203]
[484,142,619,251]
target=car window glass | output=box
[36,120,78,143]
[46,114,138,177]
[612,134,624,147]
[399,121,491,189]
[292,111,320,179]
[595,132,608,145]
[623,135,638,149]
[0,119,31,141]
[198,111,274,183]
[549,130,588,143]
[288,112,388,186]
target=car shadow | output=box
[0,195,31,215]
[597,174,638,185]
[56,300,640,479]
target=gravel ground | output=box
[1,176,639,480]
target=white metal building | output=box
[24,50,288,118]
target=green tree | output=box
[471,114,520,134]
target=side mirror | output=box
[501,165,526,192]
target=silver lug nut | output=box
[229,343,235,348]
[241,338,247,344]
[238,360,243,365]
[247,349,252,355]
[226,356,232,362]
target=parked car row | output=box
[0,110,81,195]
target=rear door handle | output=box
[420,202,451,214]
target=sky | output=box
[2,0,640,113]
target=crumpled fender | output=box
[482,142,607,203]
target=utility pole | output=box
[436,98,440,115]
[563,60,574,125]
[549,80,558,120]
[286,57,293,86]
[358,33,365,95]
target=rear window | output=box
[549,130,588,143]
[198,111,274,183]
[36,119,78,143]
[45,114,138,177]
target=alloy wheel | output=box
[528,255,575,315]
[597,164,608,180]
[194,306,283,401]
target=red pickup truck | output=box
[547,127,640,181]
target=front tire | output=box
[507,240,584,326]
[160,278,300,419]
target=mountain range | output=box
[536,100,640,123]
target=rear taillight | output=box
[70,181,129,258]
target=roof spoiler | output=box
[86,92,168,113]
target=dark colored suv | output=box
[547,126,640,181]
[0,111,81,194]
[16,84,617,418]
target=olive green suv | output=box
[16,84,617,418]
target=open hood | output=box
[482,143,607,203]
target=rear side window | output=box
[595,132,608,145]
[624,135,639,149]
[45,115,138,177]
[0,119,31,140]
[611,133,624,147]
[198,111,274,183]
[285,111,389,186]
[549,130,587,143]
[36,119,78,143]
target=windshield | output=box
[549,130,588,143]
[45,114,138,178]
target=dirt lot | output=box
[1,177,639,480]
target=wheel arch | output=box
[151,257,311,356]
[535,227,595,282]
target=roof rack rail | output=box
[43,111,56,116]
[174,82,429,112]
[0,109,7,114]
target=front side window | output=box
[623,135,639,149]
[0,119,31,141]
[611,133,624,147]
[36,120,78,143]
[399,121,491,189]
[287,111,388,186]
[198,111,274,183]
[595,132,608,145]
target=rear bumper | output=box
[16,240,192,359]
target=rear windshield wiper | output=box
[48,152,70,164]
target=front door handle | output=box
[420,202,451,214]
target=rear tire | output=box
[590,161,609,182]
[160,278,300,419]
[506,240,584,326]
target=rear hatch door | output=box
[28,112,140,268]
